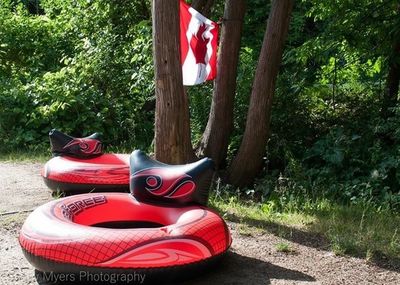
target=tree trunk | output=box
[191,0,207,11]
[382,41,400,118]
[191,0,215,17]
[197,0,246,169]
[153,0,195,164]
[227,0,294,187]
[202,0,215,17]
[381,4,400,118]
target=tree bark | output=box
[191,0,207,11]
[202,0,215,17]
[382,41,400,118]
[191,0,215,17]
[381,4,400,118]
[197,0,246,169]
[153,0,195,164]
[227,0,294,187]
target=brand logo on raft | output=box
[61,195,107,219]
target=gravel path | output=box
[0,162,399,285]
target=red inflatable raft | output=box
[42,154,130,193]
[21,150,230,281]
[19,193,231,275]
[41,129,130,194]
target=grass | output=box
[0,212,30,230]
[210,194,400,264]
[0,149,49,163]
[0,146,139,162]
[236,223,263,237]
[310,202,400,260]
[275,242,295,253]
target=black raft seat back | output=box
[130,150,215,206]
[49,129,103,158]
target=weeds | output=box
[0,149,49,163]
[275,242,295,253]
[0,212,29,230]
[210,191,400,262]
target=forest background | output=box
[1,0,399,213]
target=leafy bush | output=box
[0,0,154,152]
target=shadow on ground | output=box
[33,252,315,285]
[186,251,316,285]
[226,213,400,273]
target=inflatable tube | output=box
[19,193,231,278]
[42,129,130,194]
[42,154,130,194]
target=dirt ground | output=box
[0,161,399,285]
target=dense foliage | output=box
[0,0,154,150]
[1,0,399,209]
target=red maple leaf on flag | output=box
[190,24,210,65]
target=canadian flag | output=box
[180,0,219,86]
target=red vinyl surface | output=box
[19,193,231,269]
[41,154,130,185]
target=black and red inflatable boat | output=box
[21,150,230,282]
[42,130,130,194]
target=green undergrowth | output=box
[0,148,49,162]
[0,145,144,163]
[210,193,400,266]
